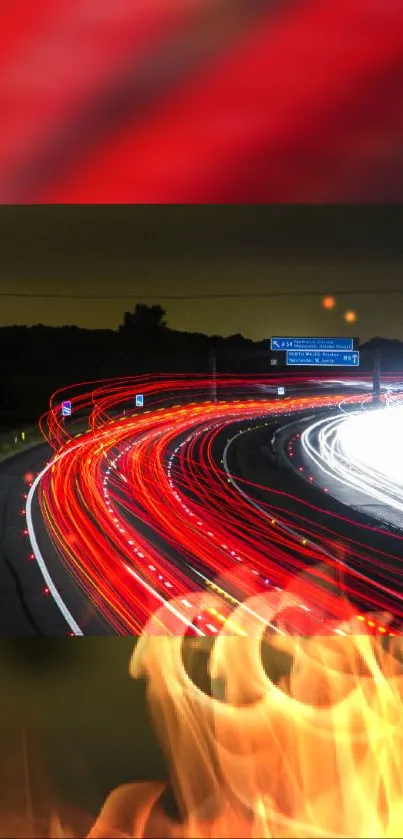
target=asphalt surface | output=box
[3,397,400,637]
[226,414,403,620]
[0,444,107,636]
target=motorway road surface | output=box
[3,374,402,636]
[227,416,403,629]
[0,445,106,635]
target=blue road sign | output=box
[61,400,72,416]
[277,386,285,396]
[135,394,144,407]
[270,337,354,352]
[286,350,360,367]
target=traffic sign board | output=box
[270,337,355,351]
[135,394,144,407]
[61,400,72,416]
[286,350,360,367]
[277,386,285,396]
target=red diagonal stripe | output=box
[0,0,402,202]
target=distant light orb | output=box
[344,310,357,324]
[322,295,336,310]
[24,472,35,484]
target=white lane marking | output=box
[26,453,84,636]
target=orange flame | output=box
[87,585,403,838]
[6,572,403,837]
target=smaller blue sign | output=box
[271,337,354,351]
[135,394,144,407]
[61,400,72,416]
[286,350,360,367]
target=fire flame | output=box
[86,586,403,839]
[6,573,403,837]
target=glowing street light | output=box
[322,295,336,310]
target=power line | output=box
[0,288,403,301]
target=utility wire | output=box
[0,289,403,301]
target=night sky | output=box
[0,206,402,342]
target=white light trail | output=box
[301,404,403,517]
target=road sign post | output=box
[209,347,217,402]
[372,350,381,404]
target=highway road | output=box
[233,402,403,632]
[3,373,403,637]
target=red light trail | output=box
[24,375,403,636]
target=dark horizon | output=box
[0,206,402,341]
[1,320,403,350]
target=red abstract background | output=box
[1,0,402,203]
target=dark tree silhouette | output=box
[120,303,167,333]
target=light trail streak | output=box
[224,423,403,612]
[301,403,403,518]
[24,374,403,636]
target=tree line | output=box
[0,303,400,426]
